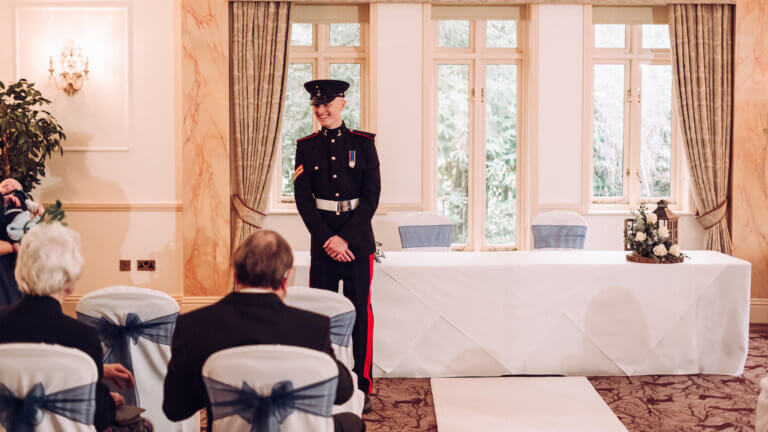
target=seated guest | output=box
[0,223,137,431]
[163,230,365,432]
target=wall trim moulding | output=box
[290,0,734,4]
[63,296,768,324]
[44,202,183,212]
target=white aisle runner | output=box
[431,377,628,432]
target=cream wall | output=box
[0,0,181,295]
[266,3,706,253]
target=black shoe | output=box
[363,394,372,414]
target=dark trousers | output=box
[309,252,374,394]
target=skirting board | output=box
[62,296,768,324]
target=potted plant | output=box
[0,79,65,192]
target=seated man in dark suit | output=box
[0,223,137,432]
[163,230,365,432]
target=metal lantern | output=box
[653,199,679,245]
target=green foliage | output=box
[0,79,64,192]
[374,241,385,263]
[41,200,67,225]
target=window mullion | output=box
[628,56,643,207]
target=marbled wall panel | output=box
[733,0,768,298]
[182,0,231,296]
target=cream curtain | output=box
[231,1,291,243]
[669,4,734,254]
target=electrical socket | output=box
[137,260,156,271]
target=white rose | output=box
[657,226,670,239]
[653,244,668,257]
[646,213,658,224]
[634,232,647,242]
[669,244,681,257]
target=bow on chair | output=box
[329,311,356,347]
[77,311,178,405]
[203,376,338,432]
[0,382,96,432]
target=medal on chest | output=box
[349,150,356,168]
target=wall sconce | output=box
[48,43,89,96]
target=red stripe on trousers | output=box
[363,253,375,392]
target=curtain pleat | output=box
[231,2,292,244]
[669,4,734,254]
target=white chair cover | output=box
[531,210,588,250]
[202,345,337,432]
[0,343,98,432]
[75,286,199,432]
[376,211,453,251]
[758,376,768,432]
[283,287,365,416]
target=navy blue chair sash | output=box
[77,311,178,406]
[329,311,355,347]
[532,224,587,249]
[0,382,96,432]
[203,376,337,432]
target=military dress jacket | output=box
[294,122,381,257]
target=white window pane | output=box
[594,24,625,49]
[642,24,670,49]
[281,63,314,197]
[593,64,626,198]
[329,63,361,130]
[640,64,672,198]
[439,20,470,48]
[437,64,470,244]
[291,23,313,47]
[486,20,516,48]
[485,65,517,245]
[330,23,360,47]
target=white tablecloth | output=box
[292,250,751,378]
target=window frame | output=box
[269,20,371,213]
[423,6,527,251]
[584,8,690,213]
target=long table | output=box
[292,250,751,378]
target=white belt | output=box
[316,198,359,213]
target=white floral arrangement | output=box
[624,204,685,263]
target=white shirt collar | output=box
[238,288,276,294]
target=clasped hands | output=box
[104,363,135,407]
[324,235,355,262]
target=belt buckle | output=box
[339,200,348,212]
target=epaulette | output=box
[297,131,321,143]
[348,129,376,140]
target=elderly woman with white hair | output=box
[0,223,139,431]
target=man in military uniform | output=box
[293,79,381,405]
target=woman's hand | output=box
[11,243,19,253]
[104,363,135,390]
[110,392,125,407]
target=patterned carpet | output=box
[364,326,768,432]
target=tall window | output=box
[428,6,524,250]
[272,5,369,208]
[589,7,684,208]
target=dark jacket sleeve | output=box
[319,319,353,404]
[88,336,116,431]
[338,138,381,246]
[294,141,335,244]
[163,316,207,421]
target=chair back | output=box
[758,377,768,432]
[283,287,356,369]
[0,343,98,431]
[76,286,198,431]
[531,211,587,249]
[283,287,365,415]
[378,211,453,250]
[202,345,337,432]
